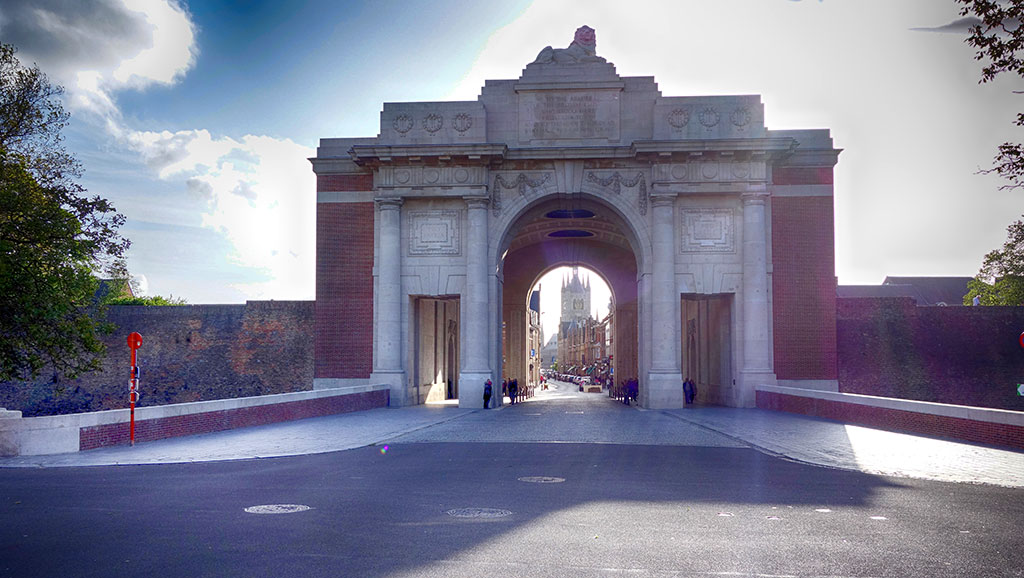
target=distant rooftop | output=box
[837,276,972,306]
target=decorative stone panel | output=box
[679,209,736,253]
[377,166,487,189]
[380,101,486,144]
[653,95,766,140]
[408,210,462,256]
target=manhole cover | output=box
[244,504,311,514]
[445,508,513,519]
[518,476,566,484]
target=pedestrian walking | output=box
[483,379,492,409]
[509,378,518,404]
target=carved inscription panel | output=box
[680,209,735,253]
[409,210,461,256]
[518,90,620,142]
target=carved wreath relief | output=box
[679,209,735,253]
[409,210,461,256]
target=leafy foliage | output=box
[957,0,1024,189]
[105,295,187,306]
[963,217,1024,304]
[0,43,129,381]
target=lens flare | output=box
[380,445,389,455]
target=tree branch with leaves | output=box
[958,0,1024,189]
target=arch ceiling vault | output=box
[311,26,841,410]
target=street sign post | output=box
[127,332,143,446]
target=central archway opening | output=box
[498,195,641,406]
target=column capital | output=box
[649,194,675,208]
[741,192,769,206]
[464,196,490,210]
[376,197,404,210]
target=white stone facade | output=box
[312,27,840,409]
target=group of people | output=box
[483,375,698,408]
[482,377,531,408]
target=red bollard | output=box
[127,332,143,446]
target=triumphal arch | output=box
[311,27,840,409]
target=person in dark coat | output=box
[509,378,518,404]
[683,377,696,405]
[483,379,493,409]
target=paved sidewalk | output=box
[665,406,1024,488]
[0,405,474,468]
[1,382,1022,488]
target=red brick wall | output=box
[772,167,833,186]
[771,193,837,380]
[317,174,373,192]
[837,297,1024,411]
[315,201,375,378]
[80,389,389,450]
[0,302,315,416]
[757,390,1024,451]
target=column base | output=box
[458,371,495,409]
[645,370,684,409]
[736,370,777,408]
[370,370,407,407]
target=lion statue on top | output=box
[532,25,607,64]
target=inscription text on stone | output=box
[519,90,620,142]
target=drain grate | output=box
[518,476,566,484]
[244,504,311,514]
[445,507,513,519]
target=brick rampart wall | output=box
[0,301,314,416]
[315,202,375,378]
[770,191,837,380]
[837,297,1024,411]
[79,388,387,450]
[757,389,1024,450]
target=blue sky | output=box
[2,0,1021,331]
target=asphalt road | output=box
[2,386,1022,577]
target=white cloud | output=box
[1,0,314,301]
[0,0,197,122]
[125,128,316,300]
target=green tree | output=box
[963,217,1024,304]
[0,43,129,381]
[957,0,1024,189]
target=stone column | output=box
[459,197,492,407]
[646,195,683,408]
[370,198,407,404]
[737,192,776,406]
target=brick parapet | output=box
[757,386,1024,451]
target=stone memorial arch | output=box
[311,27,840,409]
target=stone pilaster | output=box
[459,197,493,407]
[370,198,407,404]
[646,195,684,408]
[737,192,776,406]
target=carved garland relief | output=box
[585,171,649,215]
[490,173,552,216]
